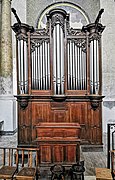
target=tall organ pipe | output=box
[18,39,28,94]
[52,23,65,95]
[90,39,99,94]
[31,40,50,90]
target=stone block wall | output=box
[26,0,100,27]
[100,0,115,132]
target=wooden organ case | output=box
[12,8,105,166]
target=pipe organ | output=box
[12,8,105,166]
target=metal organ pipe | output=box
[67,40,86,90]
[53,23,65,95]
[90,39,99,94]
[18,39,28,94]
[31,40,50,90]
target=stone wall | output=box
[0,0,2,69]
[11,0,27,94]
[26,0,100,27]
[100,0,115,132]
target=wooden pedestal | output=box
[34,122,81,166]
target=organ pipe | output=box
[31,40,50,90]
[90,39,99,94]
[18,39,28,94]
[52,16,65,95]
[12,10,105,96]
[67,40,86,90]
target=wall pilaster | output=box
[0,0,12,94]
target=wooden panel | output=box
[87,102,102,144]
[18,102,32,144]
[32,102,51,124]
[36,122,80,165]
[53,110,66,122]
[39,144,79,165]
[40,146,51,163]
[66,145,76,162]
[35,122,81,141]
[68,102,87,124]
[68,102,88,141]
[53,145,63,163]
[50,102,68,122]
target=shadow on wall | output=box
[0,121,4,132]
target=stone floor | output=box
[0,133,108,180]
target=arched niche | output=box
[36,1,90,29]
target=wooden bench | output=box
[95,168,112,180]
[0,147,39,180]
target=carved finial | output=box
[95,9,104,25]
[11,8,21,25]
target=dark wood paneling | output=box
[35,122,80,165]
[18,100,102,145]
[40,146,51,163]
[18,102,32,144]
[87,102,102,144]
[68,102,88,141]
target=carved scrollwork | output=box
[91,101,100,111]
[89,32,101,42]
[68,28,85,36]
[51,14,65,31]
[17,34,28,42]
[48,9,67,35]
[88,95,105,111]
[34,28,49,36]
[16,95,30,110]
[68,38,87,53]
[31,38,49,52]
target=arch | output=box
[35,1,91,29]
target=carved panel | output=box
[40,145,51,163]
[66,145,76,162]
[87,102,102,144]
[18,102,32,144]
[32,102,51,124]
[68,102,88,140]
[53,145,63,162]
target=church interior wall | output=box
[100,0,115,132]
[26,0,100,27]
